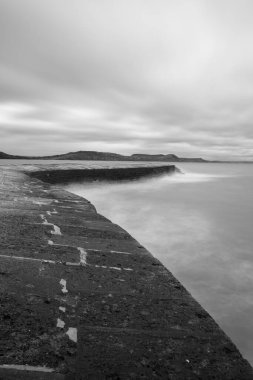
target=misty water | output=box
[66,163,253,365]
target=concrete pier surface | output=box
[0,165,252,379]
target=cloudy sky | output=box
[1,0,253,159]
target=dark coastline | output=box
[0,150,206,162]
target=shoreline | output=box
[0,164,252,379]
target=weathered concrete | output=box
[0,166,252,379]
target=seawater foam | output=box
[162,171,232,184]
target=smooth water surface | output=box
[66,163,253,365]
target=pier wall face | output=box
[0,166,252,379]
[28,165,179,184]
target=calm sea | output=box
[65,162,253,365]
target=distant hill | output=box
[129,153,206,162]
[0,151,29,159]
[0,150,207,162]
[51,151,127,161]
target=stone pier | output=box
[0,166,252,379]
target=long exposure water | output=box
[66,163,253,365]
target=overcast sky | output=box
[1,0,253,159]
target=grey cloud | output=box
[1,0,253,159]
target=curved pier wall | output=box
[0,165,252,378]
[27,165,178,184]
